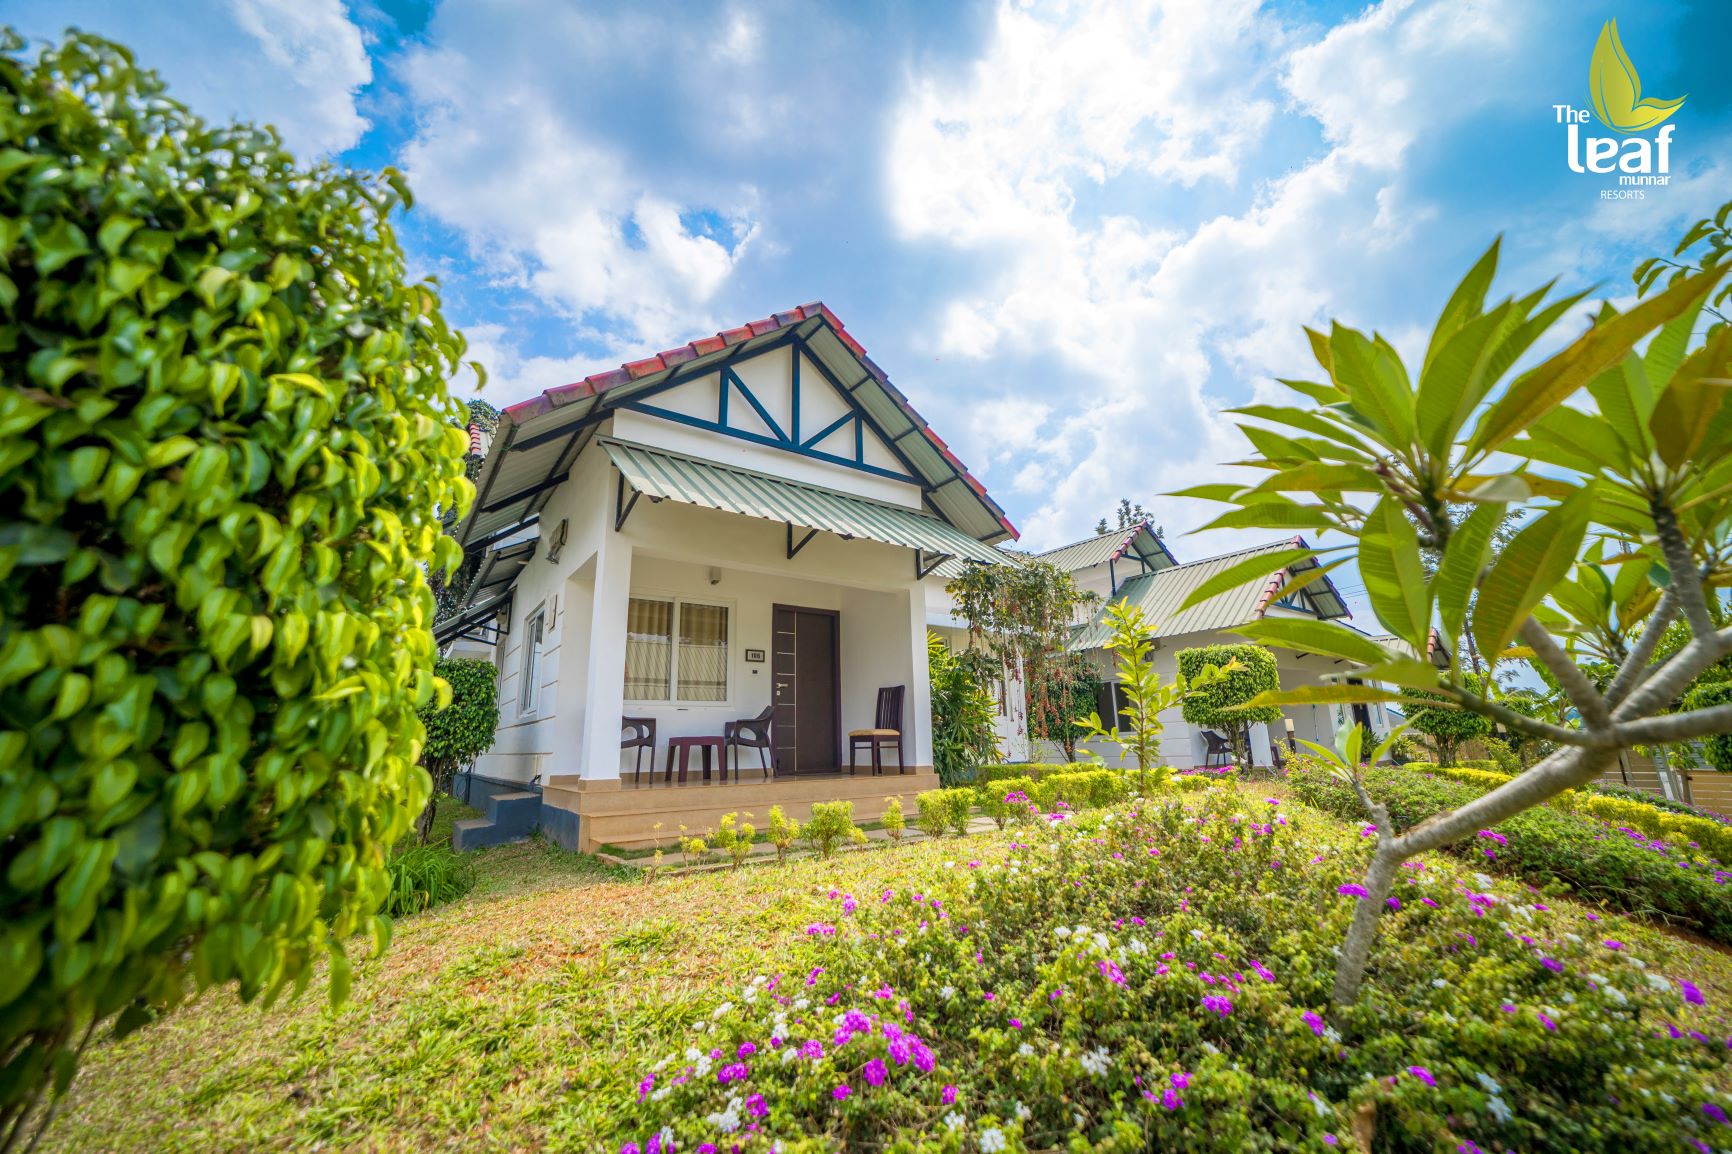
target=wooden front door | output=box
[771,605,840,776]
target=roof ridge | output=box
[1151,537,1300,573]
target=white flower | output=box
[1475,1072,1502,1094]
[979,1126,1007,1151]
[713,1002,734,1018]
[1604,986,1629,1005]
[1474,873,1495,888]
[1092,932,1110,950]
[1055,926,1071,939]
[1018,1043,1035,1057]
[685,1047,701,1062]
[1080,1046,1112,1077]
[780,1048,797,1064]
[944,1110,966,1132]
[1190,929,1206,940]
[651,1087,670,1102]
[658,1128,675,1147]
[1014,1101,1031,1120]
[1431,979,1448,989]
[1128,938,1148,955]
[1628,957,1647,969]
[1487,1095,1513,1123]
[941,985,957,1000]
[1646,973,1673,993]
[795,997,811,1010]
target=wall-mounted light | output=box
[708,566,722,586]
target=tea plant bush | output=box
[1293,763,1732,942]
[0,33,472,1141]
[613,790,1728,1152]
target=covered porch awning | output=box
[600,438,1008,577]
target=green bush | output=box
[1401,673,1495,766]
[1295,764,1732,941]
[1177,644,1280,767]
[927,631,999,786]
[804,802,865,860]
[880,797,905,845]
[614,789,1729,1151]
[0,33,474,1136]
[417,657,499,841]
[914,791,951,840]
[1684,681,1732,773]
[381,845,476,919]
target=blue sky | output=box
[11,0,1732,625]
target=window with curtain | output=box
[625,597,673,700]
[625,597,729,703]
[677,602,729,702]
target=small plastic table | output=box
[665,736,728,784]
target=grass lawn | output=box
[40,787,1732,1152]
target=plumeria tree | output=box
[1172,206,1732,1008]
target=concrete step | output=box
[451,791,543,852]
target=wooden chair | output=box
[849,686,905,776]
[622,717,657,784]
[724,706,774,782]
[1201,729,1233,769]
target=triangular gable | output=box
[618,343,919,485]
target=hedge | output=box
[0,32,472,1131]
[1294,764,1732,942]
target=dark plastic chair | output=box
[1269,739,1287,778]
[623,717,657,784]
[724,706,774,782]
[849,686,905,776]
[1201,729,1233,769]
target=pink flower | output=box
[1407,1066,1436,1087]
[832,1084,850,1101]
[942,1084,958,1105]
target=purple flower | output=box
[1099,959,1127,986]
[620,1145,641,1154]
[1324,1137,1338,1147]
[1704,1102,1729,1126]
[1201,994,1234,1017]
[1477,829,1507,845]
[1337,884,1369,898]
[1386,897,1401,911]
[942,1083,958,1105]
[1407,1065,1437,1087]
[737,1042,757,1058]
[1303,1010,1326,1037]
[1604,939,1624,950]
[1541,957,1564,973]
[832,1084,850,1101]
[799,1040,824,1060]
[1683,979,1707,1006]
[1538,1012,1558,1032]
[1160,1086,1183,1110]
[747,1093,768,1117]
[863,1058,888,1087]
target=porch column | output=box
[905,586,935,768]
[577,535,633,780]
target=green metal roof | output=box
[1070,538,1350,649]
[601,439,1009,566]
[1034,522,1176,574]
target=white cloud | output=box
[230,0,373,154]
[12,0,372,157]
[395,5,768,353]
[887,0,1545,556]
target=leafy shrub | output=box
[1294,764,1732,941]
[381,845,476,919]
[934,788,976,837]
[804,802,865,860]
[417,657,499,841]
[977,786,1016,831]
[1031,769,1127,811]
[1177,643,1280,767]
[927,631,1000,786]
[914,792,951,840]
[713,813,756,870]
[678,827,713,867]
[0,33,474,1137]
[613,789,1729,1152]
[1586,781,1732,824]
[880,797,905,845]
[766,806,800,865]
[1684,681,1732,773]
[1401,674,1495,767]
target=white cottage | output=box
[436,304,1017,852]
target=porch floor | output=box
[543,767,940,854]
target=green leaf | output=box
[1194,502,1336,534]
[1177,547,1328,612]
[1243,684,1409,707]
[1470,262,1727,455]
[1650,325,1732,469]
[1350,659,1443,690]
[1328,325,1415,448]
[1472,482,1596,667]
[1433,501,1503,651]
[1424,237,1501,376]
[1417,300,1517,460]
[1359,498,1431,650]
[1232,617,1395,666]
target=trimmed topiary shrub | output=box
[0,32,474,1139]
[1177,644,1280,768]
[416,657,499,842]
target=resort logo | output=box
[1554,19,1686,200]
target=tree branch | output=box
[1603,588,1678,708]
[1614,625,1732,721]
[1617,703,1732,746]
[1519,618,1612,731]
[1653,499,1716,638]
[1434,684,1598,747]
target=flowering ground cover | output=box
[1292,763,1732,943]
[38,791,1732,1152]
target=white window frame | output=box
[624,593,733,706]
[519,604,546,716]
